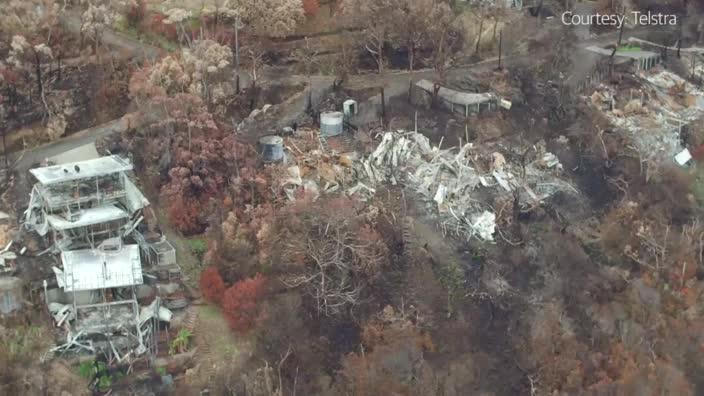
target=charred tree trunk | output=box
[498,30,503,70]
[432,83,441,109]
[34,52,43,97]
[512,189,521,238]
[3,86,18,169]
[677,21,683,58]
[535,0,544,18]
[380,87,386,125]
[1,129,6,169]
[307,87,313,112]
[25,73,32,106]
[475,19,484,55]
[376,42,384,74]
[492,19,498,42]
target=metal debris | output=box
[352,131,576,241]
[590,69,704,170]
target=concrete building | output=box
[24,155,149,251]
[24,155,175,361]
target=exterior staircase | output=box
[182,306,217,383]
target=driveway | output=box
[58,12,161,62]
[11,118,127,174]
[17,9,671,170]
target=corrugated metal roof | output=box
[30,155,133,185]
[56,245,143,291]
[415,79,495,107]
[124,177,149,213]
[46,205,129,230]
[585,45,659,60]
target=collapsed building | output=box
[278,127,576,243]
[23,155,178,362]
[350,131,575,242]
[590,68,704,174]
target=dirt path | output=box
[11,117,128,173]
[9,13,661,176]
[191,305,253,387]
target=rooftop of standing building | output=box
[584,45,659,61]
[54,244,143,292]
[30,155,133,185]
[415,79,496,107]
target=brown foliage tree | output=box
[278,197,391,315]
[600,197,702,290]
[126,0,147,28]
[336,306,435,395]
[339,0,396,74]
[167,195,204,235]
[389,0,453,71]
[517,301,587,394]
[150,13,178,41]
[123,88,260,235]
[200,266,226,303]
[222,273,267,333]
[303,0,320,17]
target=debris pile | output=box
[269,127,576,242]
[591,69,704,169]
[279,129,357,201]
[351,131,576,241]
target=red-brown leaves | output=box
[199,266,226,304]
[222,273,267,333]
[167,196,204,235]
[303,0,320,17]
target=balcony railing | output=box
[39,186,128,210]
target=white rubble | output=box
[471,211,497,242]
[593,69,704,171]
[351,131,576,242]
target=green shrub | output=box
[169,328,193,355]
[98,374,112,392]
[78,359,117,392]
[189,239,208,261]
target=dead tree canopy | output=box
[278,198,390,316]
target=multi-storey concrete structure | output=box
[25,156,173,360]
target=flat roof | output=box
[56,245,143,291]
[416,80,495,106]
[46,205,129,230]
[30,155,133,185]
[585,45,659,60]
